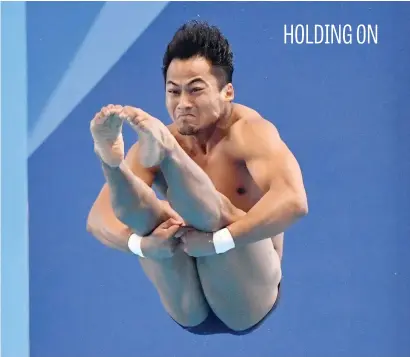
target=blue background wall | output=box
[15,1,410,356]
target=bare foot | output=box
[90,104,125,167]
[121,106,177,168]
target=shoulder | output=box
[227,104,282,158]
[229,104,280,141]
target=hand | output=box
[90,104,125,167]
[176,228,217,258]
[140,218,185,259]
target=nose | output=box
[177,91,193,110]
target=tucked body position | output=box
[87,21,308,335]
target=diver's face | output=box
[165,57,233,135]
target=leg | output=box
[138,244,210,327]
[110,178,210,326]
[90,106,210,325]
[90,105,171,236]
[123,109,242,230]
[100,162,169,236]
[160,147,242,231]
[272,232,284,261]
[157,145,282,331]
[90,185,209,326]
[123,112,281,330]
[197,235,283,331]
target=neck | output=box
[194,103,233,154]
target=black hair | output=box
[162,20,234,89]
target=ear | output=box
[221,83,234,102]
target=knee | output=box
[222,309,272,334]
[222,318,257,333]
[167,305,209,328]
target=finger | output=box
[159,218,177,229]
[162,217,184,229]
[162,202,185,225]
[168,217,184,226]
[166,224,184,236]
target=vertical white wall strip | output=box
[1,3,29,357]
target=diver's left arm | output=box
[225,118,308,247]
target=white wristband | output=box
[213,228,235,254]
[128,233,145,258]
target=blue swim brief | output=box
[173,283,281,335]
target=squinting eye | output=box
[167,89,179,95]
[191,88,203,93]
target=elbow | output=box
[86,220,95,234]
[86,211,108,246]
[86,209,100,236]
[292,193,308,218]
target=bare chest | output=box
[187,147,263,212]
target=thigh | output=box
[272,232,284,261]
[196,237,282,331]
[139,245,210,327]
[133,196,209,327]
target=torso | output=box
[180,140,261,212]
[152,103,284,257]
[155,103,264,213]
